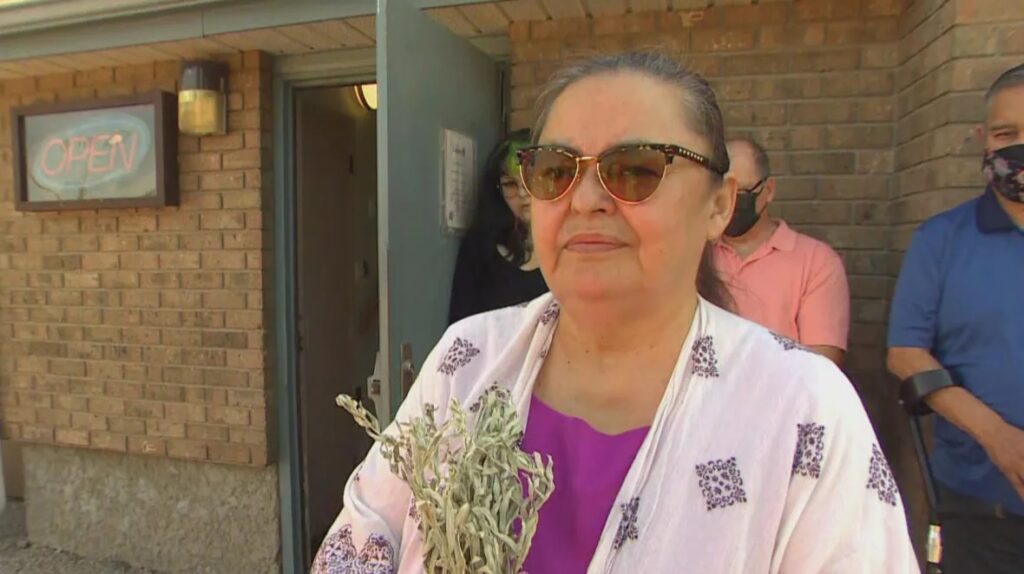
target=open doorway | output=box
[293,84,379,562]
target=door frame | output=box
[272,48,375,574]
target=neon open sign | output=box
[12,91,177,211]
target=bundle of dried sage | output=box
[336,386,555,574]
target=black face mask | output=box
[724,179,767,238]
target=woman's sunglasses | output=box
[516,143,727,204]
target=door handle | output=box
[400,342,417,398]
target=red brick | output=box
[22,425,55,443]
[139,234,179,251]
[226,389,264,408]
[181,232,223,251]
[118,215,158,233]
[209,442,250,464]
[161,290,203,309]
[693,29,755,52]
[141,310,182,328]
[203,291,247,310]
[120,253,160,270]
[167,438,207,460]
[186,423,229,442]
[202,369,249,388]
[106,381,144,399]
[202,252,247,270]
[128,436,167,456]
[71,411,108,429]
[223,190,262,210]
[182,310,225,329]
[182,348,226,367]
[207,405,250,426]
[225,311,262,330]
[36,408,71,428]
[55,428,90,447]
[200,171,245,191]
[201,132,243,152]
[166,402,207,423]
[159,252,201,270]
[108,417,146,435]
[146,419,185,438]
[61,235,100,252]
[157,213,200,232]
[89,397,125,416]
[99,234,139,252]
[163,366,204,385]
[200,212,246,231]
[90,431,127,452]
[180,153,222,172]
[229,427,266,447]
[55,395,88,412]
[140,272,181,289]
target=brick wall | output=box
[895,0,1024,248]
[509,0,901,396]
[0,51,273,466]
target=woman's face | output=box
[531,71,735,305]
[501,169,532,223]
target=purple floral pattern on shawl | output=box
[867,444,898,507]
[692,336,720,378]
[696,457,747,511]
[612,497,641,550]
[540,300,561,325]
[792,423,825,479]
[311,525,395,574]
[437,337,480,376]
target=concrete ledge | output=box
[24,445,280,574]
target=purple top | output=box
[520,395,649,574]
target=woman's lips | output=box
[564,233,626,252]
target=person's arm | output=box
[888,346,1024,500]
[887,222,1024,500]
[796,245,850,366]
[808,345,844,364]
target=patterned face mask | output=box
[982,143,1024,203]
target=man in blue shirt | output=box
[888,64,1024,573]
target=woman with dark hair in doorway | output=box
[447,129,548,324]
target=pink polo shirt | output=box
[712,221,850,350]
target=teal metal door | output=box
[375,0,501,421]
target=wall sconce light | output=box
[179,60,228,136]
[354,83,378,111]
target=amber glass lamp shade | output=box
[179,60,228,136]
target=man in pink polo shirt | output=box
[713,138,850,365]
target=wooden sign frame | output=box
[10,90,178,211]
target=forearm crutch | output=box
[908,414,942,573]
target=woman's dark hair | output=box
[529,51,734,310]
[470,129,533,267]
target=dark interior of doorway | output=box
[293,84,379,564]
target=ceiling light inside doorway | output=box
[355,83,378,111]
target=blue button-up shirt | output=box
[889,189,1024,516]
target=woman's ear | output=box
[707,173,737,241]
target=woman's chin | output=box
[553,276,637,304]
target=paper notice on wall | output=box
[441,129,476,234]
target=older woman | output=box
[313,52,917,573]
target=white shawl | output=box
[312,294,920,574]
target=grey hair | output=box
[530,51,730,178]
[726,137,771,180]
[986,62,1024,104]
